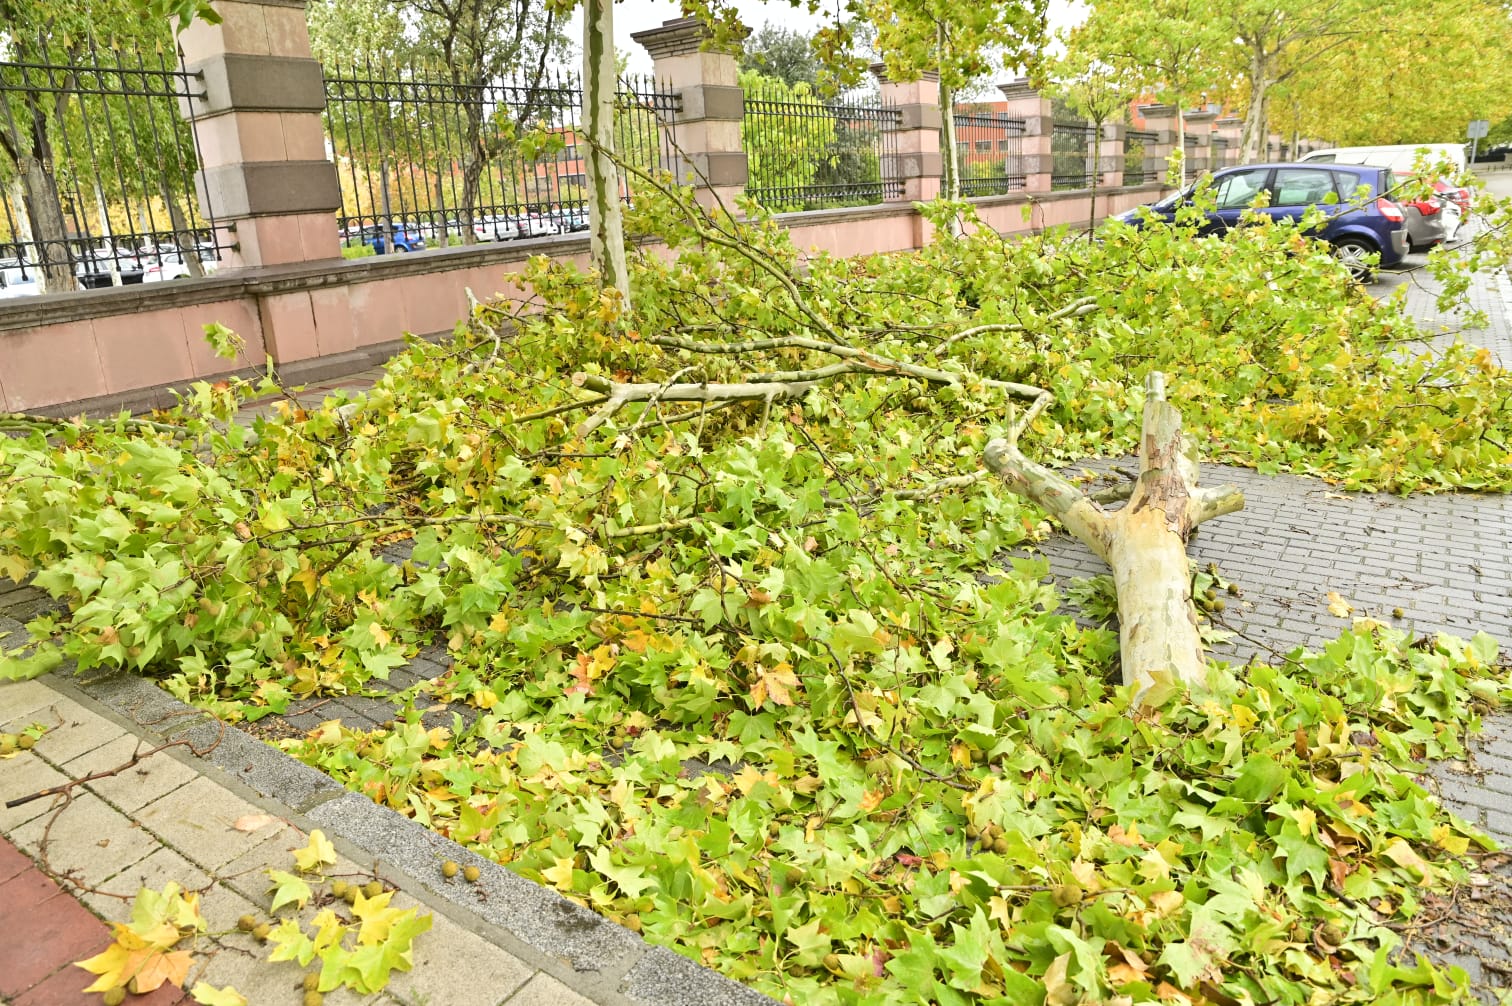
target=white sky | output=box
[570,0,1087,76]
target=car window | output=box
[1271,168,1337,206]
[1214,168,1270,210]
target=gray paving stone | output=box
[620,946,778,1006]
[70,733,201,814]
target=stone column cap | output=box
[1214,116,1242,127]
[1184,110,1219,123]
[1138,102,1179,117]
[870,62,939,84]
[999,78,1039,100]
[631,17,747,58]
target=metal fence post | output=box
[999,79,1053,193]
[630,18,747,209]
[177,0,342,268]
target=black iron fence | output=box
[954,110,1024,196]
[1051,121,1097,191]
[322,62,678,252]
[1124,129,1159,185]
[0,36,227,296]
[740,78,902,211]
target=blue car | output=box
[358,224,426,254]
[1117,162,1409,281]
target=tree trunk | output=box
[983,372,1244,700]
[20,153,74,294]
[1239,50,1270,163]
[937,73,961,238]
[1087,117,1102,233]
[582,0,628,301]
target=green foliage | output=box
[5,185,1512,1004]
[740,70,839,210]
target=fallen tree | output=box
[985,372,1244,695]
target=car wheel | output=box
[395,245,409,253]
[1331,238,1376,282]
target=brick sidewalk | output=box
[0,836,185,1005]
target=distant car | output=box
[75,246,144,288]
[142,245,220,282]
[548,207,590,233]
[359,224,426,254]
[1116,162,1409,281]
[0,259,39,299]
[472,216,519,242]
[515,213,561,239]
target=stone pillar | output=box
[178,0,341,269]
[1213,117,1242,167]
[1099,121,1125,188]
[871,65,941,205]
[1000,79,1053,193]
[1184,110,1216,178]
[1136,103,1178,179]
[631,18,747,209]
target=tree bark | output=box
[1240,49,1270,163]
[983,372,1244,700]
[20,153,74,295]
[582,0,628,301]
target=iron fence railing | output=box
[0,36,228,297]
[1123,128,1158,185]
[740,79,902,211]
[322,63,678,251]
[954,110,1024,196]
[1051,121,1097,191]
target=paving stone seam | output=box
[36,670,778,1006]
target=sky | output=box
[571,0,1087,76]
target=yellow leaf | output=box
[1326,591,1353,618]
[542,857,576,889]
[292,830,337,873]
[489,611,511,633]
[191,983,249,1006]
[370,622,392,648]
[290,559,319,599]
[1431,823,1470,856]
[351,889,404,945]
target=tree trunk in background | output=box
[20,153,74,294]
[582,0,627,300]
[937,74,961,238]
[1240,50,1270,163]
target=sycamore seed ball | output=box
[331,880,349,898]
[364,881,383,899]
[441,861,460,878]
[236,914,258,932]
[17,735,34,750]
[304,991,323,1006]
[463,865,481,883]
[253,923,272,941]
[103,987,127,1006]
[343,886,358,904]
[0,734,15,754]
[303,973,320,991]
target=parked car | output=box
[1116,162,1409,281]
[142,245,220,282]
[0,259,40,299]
[359,224,426,254]
[551,207,590,233]
[472,215,520,242]
[515,213,561,239]
[75,245,145,288]
[1300,143,1467,178]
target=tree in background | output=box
[864,0,1049,232]
[739,24,825,88]
[1060,0,1221,185]
[1279,0,1512,148]
[1209,0,1375,163]
[1037,53,1139,230]
[307,0,568,246]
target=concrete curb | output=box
[44,669,778,1006]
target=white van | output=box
[1299,144,1467,177]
